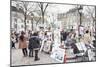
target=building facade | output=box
[57,7,93,31]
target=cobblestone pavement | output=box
[11,43,95,66]
[11,43,60,66]
[11,48,61,66]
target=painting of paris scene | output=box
[10,0,96,66]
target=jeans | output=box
[22,48,27,56]
[35,50,39,60]
[29,49,33,57]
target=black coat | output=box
[28,36,41,49]
[71,43,80,54]
[61,31,67,41]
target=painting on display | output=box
[10,0,96,66]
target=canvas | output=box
[10,0,96,66]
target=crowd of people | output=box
[60,26,96,56]
[11,26,96,61]
[11,31,42,61]
[11,27,54,61]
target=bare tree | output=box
[30,12,41,31]
[85,6,96,26]
[38,2,49,24]
[11,1,20,31]
[49,14,57,28]
[14,1,40,31]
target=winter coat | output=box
[83,33,91,45]
[28,36,41,50]
[61,31,67,41]
[19,37,27,49]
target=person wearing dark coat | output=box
[61,30,67,43]
[28,32,41,61]
[11,33,16,49]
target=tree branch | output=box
[35,17,41,25]
[43,4,48,13]
[27,3,35,12]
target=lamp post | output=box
[78,5,83,26]
[77,5,83,40]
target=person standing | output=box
[11,32,16,48]
[19,31,28,57]
[14,31,19,43]
[28,32,41,61]
[83,30,92,48]
[79,25,84,37]
[28,32,34,57]
[61,29,67,43]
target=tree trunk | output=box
[31,18,33,31]
[16,19,18,32]
[24,13,27,31]
[42,12,44,24]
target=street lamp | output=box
[77,5,83,40]
[78,5,83,26]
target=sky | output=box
[12,1,76,14]
[46,3,75,14]
[11,0,95,18]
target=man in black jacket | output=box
[28,32,41,61]
[61,30,67,43]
